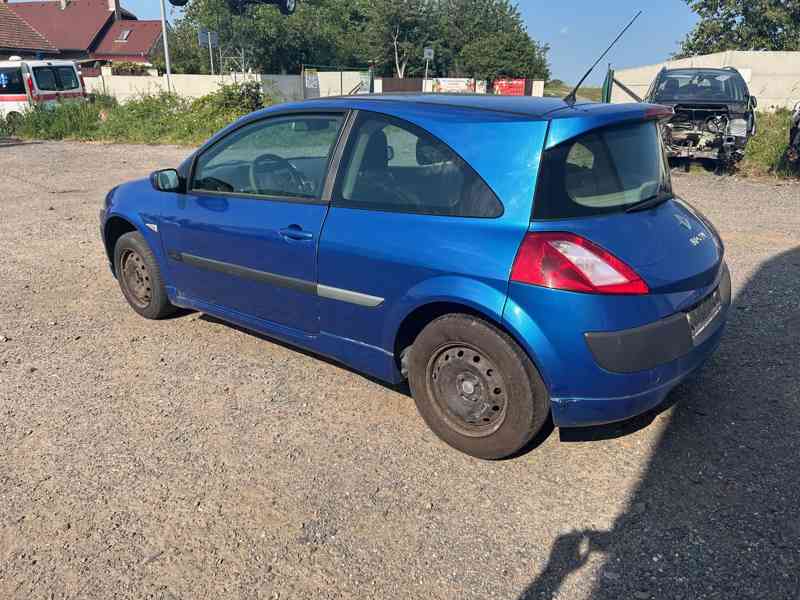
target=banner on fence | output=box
[493,78,526,96]
[430,78,487,94]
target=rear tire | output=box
[113,231,176,320]
[278,0,296,15]
[408,314,550,459]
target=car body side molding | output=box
[179,252,384,308]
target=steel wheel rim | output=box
[425,343,508,438]
[120,249,152,308]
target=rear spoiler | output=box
[544,103,674,149]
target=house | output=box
[0,2,58,59]
[2,0,163,65]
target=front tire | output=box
[113,231,176,320]
[408,314,550,459]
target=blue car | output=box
[100,94,730,459]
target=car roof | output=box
[286,93,577,119]
[0,59,77,68]
[662,67,742,76]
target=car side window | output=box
[333,112,502,218]
[192,114,344,200]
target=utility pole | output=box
[159,0,172,92]
[208,31,215,75]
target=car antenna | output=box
[564,10,642,106]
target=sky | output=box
[519,0,699,84]
[122,0,699,85]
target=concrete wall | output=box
[611,51,800,110]
[84,68,303,103]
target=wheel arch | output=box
[103,215,138,273]
[392,300,550,389]
[104,214,167,278]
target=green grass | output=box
[11,82,274,146]
[740,110,798,178]
[544,81,603,102]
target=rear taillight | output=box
[24,74,37,100]
[510,232,649,295]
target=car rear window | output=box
[0,67,25,95]
[33,67,58,91]
[653,70,749,103]
[532,121,671,220]
[55,66,79,90]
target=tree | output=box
[460,31,549,81]
[164,0,550,81]
[365,0,438,78]
[678,0,800,57]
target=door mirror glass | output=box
[151,169,181,192]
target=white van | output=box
[0,58,86,125]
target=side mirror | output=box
[750,96,758,109]
[150,169,182,192]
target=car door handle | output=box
[279,226,313,241]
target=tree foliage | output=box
[169,0,549,80]
[679,0,800,57]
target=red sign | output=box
[494,78,526,96]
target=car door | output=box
[317,110,528,362]
[159,112,346,334]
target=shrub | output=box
[15,102,102,140]
[111,61,152,76]
[741,110,799,178]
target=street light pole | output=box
[159,0,173,92]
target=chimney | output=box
[108,0,120,20]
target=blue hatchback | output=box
[101,94,730,459]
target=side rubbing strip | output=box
[180,253,316,295]
[317,284,384,308]
[176,253,384,307]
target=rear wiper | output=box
[626,192,670,213]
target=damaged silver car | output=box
[646,67,757,169]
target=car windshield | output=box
[653,70,749,103]
[532,121,672,220]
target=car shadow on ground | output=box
[516,246,800,599]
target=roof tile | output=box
[0,3,58,52]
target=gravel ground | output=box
[1,140,798,600]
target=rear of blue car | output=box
[503,105,730,429]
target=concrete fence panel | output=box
[611,51,800,110]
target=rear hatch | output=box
[532,114,723,299]
[31,63,84,104]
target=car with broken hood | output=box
[646,67,757,168]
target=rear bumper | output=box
[551,264,731,427]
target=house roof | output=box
[0,3,58,53]
[8,0,136,52]
[92,20,161,58]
